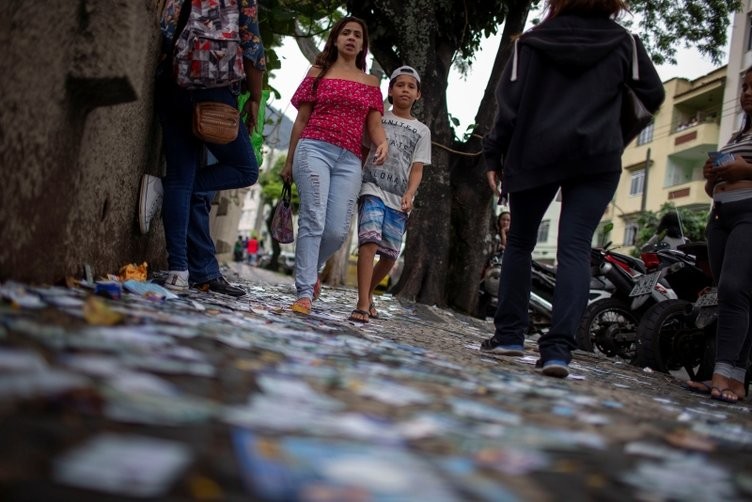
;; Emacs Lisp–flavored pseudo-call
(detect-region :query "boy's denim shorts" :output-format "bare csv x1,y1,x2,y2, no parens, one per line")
357,195,407,260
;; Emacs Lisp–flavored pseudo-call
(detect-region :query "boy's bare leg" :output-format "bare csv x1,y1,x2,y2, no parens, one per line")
367,257,395,318
354,243,379,321
370,257,395,296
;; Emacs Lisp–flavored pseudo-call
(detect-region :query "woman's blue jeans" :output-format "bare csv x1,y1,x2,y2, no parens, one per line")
156,82,258,273
293,139,362,299
493,172,620,363
707,198,752,371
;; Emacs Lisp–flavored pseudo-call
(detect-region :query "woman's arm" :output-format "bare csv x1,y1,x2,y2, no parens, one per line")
281,103,313,183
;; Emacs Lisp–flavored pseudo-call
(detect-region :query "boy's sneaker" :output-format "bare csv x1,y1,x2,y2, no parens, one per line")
139,174,163,234
479,337,525,356
538,359,569,378
163,270,189,291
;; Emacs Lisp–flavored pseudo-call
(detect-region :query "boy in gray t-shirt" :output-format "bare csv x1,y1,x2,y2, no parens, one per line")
349,66,431,323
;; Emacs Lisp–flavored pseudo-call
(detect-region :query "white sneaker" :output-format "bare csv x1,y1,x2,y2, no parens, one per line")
139,174,163,234
163,270,189,291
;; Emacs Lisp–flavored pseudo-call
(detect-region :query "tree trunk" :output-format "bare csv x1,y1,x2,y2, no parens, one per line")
446,0,532,314
348,0,531,307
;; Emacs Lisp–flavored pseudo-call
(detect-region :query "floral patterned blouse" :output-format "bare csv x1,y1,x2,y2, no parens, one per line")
159,0,266,71
291,76,384,159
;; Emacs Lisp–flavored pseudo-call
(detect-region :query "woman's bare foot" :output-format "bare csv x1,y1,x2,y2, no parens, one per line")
710,373,745,403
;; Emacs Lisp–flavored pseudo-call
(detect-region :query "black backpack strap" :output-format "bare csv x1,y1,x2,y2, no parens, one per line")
172,0,193,55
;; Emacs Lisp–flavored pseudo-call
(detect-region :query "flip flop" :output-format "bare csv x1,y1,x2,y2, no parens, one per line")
348,309,369,323
368,303,379,319
710,387,741,404
683,380,713,395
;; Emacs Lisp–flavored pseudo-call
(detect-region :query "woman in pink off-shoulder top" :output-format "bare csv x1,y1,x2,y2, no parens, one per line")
281,16,388,315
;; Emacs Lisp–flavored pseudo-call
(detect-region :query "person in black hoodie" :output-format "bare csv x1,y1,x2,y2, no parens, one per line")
480,0,664,377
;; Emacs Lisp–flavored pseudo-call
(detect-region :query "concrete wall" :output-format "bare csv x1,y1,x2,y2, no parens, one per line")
0,0,167,283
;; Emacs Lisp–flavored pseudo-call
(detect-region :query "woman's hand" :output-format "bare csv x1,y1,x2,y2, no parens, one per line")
372,142,388,165
280,163,293,184
712,155,752,183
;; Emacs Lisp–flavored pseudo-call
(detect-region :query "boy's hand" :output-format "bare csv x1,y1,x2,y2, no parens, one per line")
373,142,388,165
401,191,415,212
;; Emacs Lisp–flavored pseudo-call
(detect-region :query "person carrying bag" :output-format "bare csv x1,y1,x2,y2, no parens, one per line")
149,0,266,296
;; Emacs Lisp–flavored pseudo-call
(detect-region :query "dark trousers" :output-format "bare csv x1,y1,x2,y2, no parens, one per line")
156,81,258,274
707,198,752,370
494,172,620,363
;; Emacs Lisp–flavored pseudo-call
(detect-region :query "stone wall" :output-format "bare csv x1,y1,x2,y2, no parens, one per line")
0,0,167,283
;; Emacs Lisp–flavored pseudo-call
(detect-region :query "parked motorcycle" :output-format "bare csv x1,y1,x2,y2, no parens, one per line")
576,244,680,360
477,250,611,337
634,242,717,377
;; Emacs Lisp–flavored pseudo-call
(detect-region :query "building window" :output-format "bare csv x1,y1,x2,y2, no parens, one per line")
537,220,550,243
624,223,638,246
636,121,654,145
630,170,645,196
747,13,752,51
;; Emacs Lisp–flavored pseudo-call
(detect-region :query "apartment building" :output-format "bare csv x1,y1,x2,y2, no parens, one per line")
602,2,752,250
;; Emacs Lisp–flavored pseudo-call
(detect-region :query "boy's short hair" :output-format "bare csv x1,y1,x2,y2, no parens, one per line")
388,66,421,104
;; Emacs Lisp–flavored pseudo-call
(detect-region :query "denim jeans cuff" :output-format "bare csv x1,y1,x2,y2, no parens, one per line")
731,366,747,383
714,362,735,379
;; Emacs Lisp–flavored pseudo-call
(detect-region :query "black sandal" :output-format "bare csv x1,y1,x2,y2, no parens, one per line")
348,309,370,323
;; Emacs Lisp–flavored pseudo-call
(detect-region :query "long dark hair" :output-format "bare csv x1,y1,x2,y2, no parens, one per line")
543,0,628,20
312,16,369,92
734,65,752,140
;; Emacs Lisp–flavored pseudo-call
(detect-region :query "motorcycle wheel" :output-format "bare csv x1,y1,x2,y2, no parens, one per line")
635,299,707,373
577,298,640,359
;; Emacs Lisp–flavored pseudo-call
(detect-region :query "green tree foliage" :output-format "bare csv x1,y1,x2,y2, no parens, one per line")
627,0,742,64
257,1,343,94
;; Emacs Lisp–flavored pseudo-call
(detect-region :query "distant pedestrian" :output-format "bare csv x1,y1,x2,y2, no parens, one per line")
280,16,387,315
246,234,259,266
148,0,266,297
233,235,245,262
497,210,511,252
349,66,431,323
480,0,664,377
